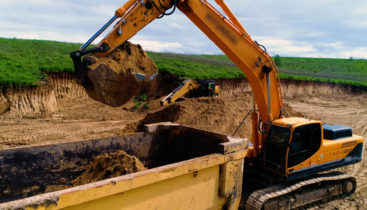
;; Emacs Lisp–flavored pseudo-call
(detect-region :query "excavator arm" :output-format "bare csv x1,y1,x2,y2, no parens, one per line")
71,0,282,124
160,79,199,106
160,79,219,105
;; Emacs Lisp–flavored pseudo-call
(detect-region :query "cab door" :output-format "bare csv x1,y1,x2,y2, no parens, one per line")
286,123,322,175
263,125,291,176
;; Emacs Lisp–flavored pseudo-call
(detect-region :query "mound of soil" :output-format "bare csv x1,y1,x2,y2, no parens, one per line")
281,103,303,118
123,94,253,137
72,150,146,186
122,92,301,138
83,42,158,107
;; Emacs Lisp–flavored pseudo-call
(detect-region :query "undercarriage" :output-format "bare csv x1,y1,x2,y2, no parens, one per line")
244,171,356,210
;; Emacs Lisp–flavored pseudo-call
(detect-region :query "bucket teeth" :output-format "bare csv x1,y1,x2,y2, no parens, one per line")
149,73,159,82
134,73,146,81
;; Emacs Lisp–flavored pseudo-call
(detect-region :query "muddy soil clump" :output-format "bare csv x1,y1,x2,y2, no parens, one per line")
72,150,146,186
82,42,158,107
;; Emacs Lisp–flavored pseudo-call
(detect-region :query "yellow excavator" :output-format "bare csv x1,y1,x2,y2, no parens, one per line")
160,79,220,106
70,0,364,208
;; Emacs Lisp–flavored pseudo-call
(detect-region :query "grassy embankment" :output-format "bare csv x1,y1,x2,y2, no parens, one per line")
1,37,366,87
0,38,79,87
148,53,367,87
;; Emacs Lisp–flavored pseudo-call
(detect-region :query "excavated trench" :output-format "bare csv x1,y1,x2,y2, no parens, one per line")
1,73,363,120
0,73,366,209
1,73,365,143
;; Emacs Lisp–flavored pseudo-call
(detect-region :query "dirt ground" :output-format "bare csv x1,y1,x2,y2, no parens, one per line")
0,76,366,209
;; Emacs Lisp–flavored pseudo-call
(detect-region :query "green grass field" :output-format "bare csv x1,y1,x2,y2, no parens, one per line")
1,37,366,87
149,53,367,86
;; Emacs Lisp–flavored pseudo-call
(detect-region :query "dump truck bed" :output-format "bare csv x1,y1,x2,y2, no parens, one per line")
0,123,248,210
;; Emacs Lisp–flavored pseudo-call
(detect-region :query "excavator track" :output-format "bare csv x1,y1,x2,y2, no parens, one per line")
246,172,356,210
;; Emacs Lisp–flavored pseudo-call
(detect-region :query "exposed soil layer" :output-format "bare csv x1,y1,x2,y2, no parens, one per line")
0,74,366,209
82,42,158,107
0,73,87,118
72,150,146,186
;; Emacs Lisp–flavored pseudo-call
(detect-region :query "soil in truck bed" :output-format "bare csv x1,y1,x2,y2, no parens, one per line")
72,150,146,186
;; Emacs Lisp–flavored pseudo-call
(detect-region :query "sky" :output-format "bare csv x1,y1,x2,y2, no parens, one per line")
1,0,367,58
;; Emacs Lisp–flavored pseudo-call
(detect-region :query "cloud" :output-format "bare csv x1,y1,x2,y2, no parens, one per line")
255,38,316,56
339,48,367,59
0,0,366,58
130,38,183,53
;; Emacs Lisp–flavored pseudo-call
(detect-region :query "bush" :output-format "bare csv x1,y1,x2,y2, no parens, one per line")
274,54,281,67
134,94,147,103
142,103,149,110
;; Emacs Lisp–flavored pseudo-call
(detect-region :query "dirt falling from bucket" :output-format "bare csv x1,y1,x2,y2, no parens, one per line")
83,41,158,107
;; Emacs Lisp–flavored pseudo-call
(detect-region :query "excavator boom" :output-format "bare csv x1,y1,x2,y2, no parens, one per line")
71,0,282,124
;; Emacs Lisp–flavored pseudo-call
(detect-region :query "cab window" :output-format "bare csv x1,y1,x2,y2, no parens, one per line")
264,126,291,173
288,124,321,168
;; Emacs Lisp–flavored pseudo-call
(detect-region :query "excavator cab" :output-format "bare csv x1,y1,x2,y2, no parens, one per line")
264,121,326,178
263,121,323,178
262,117,363,182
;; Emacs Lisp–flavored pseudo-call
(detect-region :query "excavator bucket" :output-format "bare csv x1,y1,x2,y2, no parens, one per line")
81,61,145,107
71,42,158,107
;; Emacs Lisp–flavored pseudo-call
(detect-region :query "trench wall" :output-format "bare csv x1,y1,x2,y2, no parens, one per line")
0,73,87,116
1,73,365,116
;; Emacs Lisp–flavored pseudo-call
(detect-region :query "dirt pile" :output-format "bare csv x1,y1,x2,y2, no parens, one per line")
281,103,303,118
82,42,158,107
124,94,254,138
122,91,301,138
72,150,146,186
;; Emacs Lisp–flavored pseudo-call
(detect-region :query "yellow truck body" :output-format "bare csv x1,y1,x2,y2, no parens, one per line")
0,123,248,210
